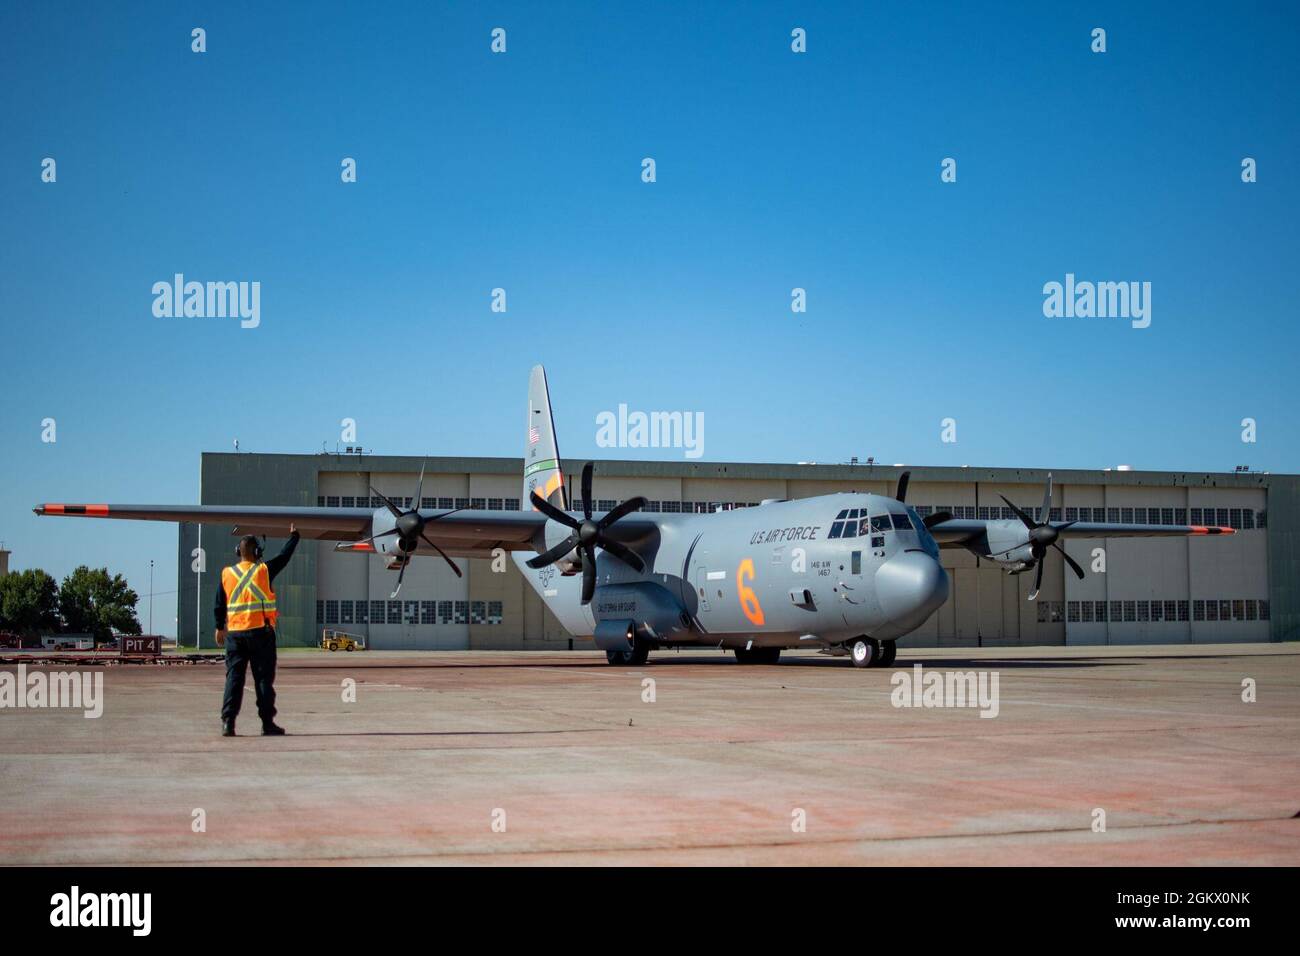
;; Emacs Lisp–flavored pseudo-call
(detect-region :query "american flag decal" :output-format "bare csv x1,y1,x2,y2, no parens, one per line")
528,427,540,445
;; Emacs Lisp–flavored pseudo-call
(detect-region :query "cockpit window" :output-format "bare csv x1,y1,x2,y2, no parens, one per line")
870,514,891,533
891,513,912,531
832,509,873,538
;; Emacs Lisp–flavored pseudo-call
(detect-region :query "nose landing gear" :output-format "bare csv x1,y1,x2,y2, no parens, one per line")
848,637,897,668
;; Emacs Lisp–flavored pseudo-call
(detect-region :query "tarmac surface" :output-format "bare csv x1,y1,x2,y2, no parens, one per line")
2,643,1298,865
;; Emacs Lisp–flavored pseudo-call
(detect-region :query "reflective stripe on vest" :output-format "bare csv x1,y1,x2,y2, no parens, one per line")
222,561,278,631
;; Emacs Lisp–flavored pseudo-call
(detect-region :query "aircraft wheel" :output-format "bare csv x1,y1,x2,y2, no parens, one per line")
758,647,781,665
734,647,755,665
877,641,897,667
849,637,878,668
607,638,651,666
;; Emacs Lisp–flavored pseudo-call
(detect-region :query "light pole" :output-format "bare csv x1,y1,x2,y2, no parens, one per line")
148,559,154,634
196,525,202,651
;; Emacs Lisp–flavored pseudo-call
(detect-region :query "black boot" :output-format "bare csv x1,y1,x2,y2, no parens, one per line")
261,721,285,736
221,719,236,737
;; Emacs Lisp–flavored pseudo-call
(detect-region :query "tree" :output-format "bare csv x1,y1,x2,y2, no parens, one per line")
58,566,141,645
0,569,61,636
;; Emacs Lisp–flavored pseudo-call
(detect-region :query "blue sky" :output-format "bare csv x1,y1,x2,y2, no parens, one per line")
2,1,1297,634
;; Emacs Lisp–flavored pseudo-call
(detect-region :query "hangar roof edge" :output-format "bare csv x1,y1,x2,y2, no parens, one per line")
198,452,1292,489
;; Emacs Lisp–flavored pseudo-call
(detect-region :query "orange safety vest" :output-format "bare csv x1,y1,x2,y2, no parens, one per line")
221,561,278,631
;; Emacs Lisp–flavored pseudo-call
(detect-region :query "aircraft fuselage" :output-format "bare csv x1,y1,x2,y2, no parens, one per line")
514,492,949,651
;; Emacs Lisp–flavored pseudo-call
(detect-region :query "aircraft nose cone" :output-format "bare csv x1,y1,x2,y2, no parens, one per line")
876,551,949,629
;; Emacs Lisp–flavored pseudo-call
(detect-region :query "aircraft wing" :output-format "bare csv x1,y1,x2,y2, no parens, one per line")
34,503,374,540
33,502,552,554
928,517,1235,548
1053,521,1235,538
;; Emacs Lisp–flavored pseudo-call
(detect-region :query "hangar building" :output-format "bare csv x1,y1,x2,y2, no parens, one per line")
175,453,1299,649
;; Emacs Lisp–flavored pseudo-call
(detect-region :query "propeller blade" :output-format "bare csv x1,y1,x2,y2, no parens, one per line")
411,461,427,512
420,532,462,578
895,470,910,503
581,462,594,520
390,557,408,599
923,510,953,528
525,532,581,569
1039,473,1053,525
580,548,596,604
370,486,404,519
530,490,580,529
599,537,646,573
999,494,1037,531
1028,559,1045,601
597,496,647,529
1053,542,1085,580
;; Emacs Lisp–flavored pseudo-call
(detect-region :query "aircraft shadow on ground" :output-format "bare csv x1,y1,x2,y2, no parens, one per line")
284,655,1167,672
279,728,612,737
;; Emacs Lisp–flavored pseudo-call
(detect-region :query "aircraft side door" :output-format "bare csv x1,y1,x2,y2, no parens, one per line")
691,553,712,615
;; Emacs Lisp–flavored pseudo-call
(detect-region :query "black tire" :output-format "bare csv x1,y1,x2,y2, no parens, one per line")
849,637,878,668
607,638,651,666
877,640,897,666
734,647,755,665
758,647,781,665
345,644,354,652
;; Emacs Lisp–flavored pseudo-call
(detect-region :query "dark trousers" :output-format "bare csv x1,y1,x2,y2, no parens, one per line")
222,626,277,723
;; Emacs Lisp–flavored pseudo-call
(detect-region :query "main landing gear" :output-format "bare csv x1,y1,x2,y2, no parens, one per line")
848,637,897,668
606,637,651,666
734,646,781,665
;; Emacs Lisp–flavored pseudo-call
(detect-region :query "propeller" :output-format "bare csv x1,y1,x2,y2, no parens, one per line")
897,470,956,529
351,462,464,597
525,462,647,605
922,510,953,529
895,470,910,503
999,473,1084,601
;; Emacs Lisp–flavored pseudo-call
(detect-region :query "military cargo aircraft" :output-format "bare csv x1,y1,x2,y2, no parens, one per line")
35,366,1234,667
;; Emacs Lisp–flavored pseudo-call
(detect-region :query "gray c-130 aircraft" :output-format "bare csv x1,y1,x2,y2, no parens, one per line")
35,365,1235,668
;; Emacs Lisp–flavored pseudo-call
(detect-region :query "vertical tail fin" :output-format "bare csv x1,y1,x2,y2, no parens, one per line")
523,365,567,510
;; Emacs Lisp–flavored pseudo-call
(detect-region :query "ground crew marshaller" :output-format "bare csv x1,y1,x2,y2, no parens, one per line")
215,525,299,736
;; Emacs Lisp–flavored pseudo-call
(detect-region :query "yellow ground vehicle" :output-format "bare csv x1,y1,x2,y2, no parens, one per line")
321,629,366,652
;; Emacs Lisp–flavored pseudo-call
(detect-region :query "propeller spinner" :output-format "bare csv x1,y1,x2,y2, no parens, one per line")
525,462,647,604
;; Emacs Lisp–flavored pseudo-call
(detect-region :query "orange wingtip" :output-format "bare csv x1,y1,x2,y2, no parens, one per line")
1190,526,1235,535
337,541,376,552
39,504,109,516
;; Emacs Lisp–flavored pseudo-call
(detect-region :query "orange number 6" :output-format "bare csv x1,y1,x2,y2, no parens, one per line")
737,558,765,626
